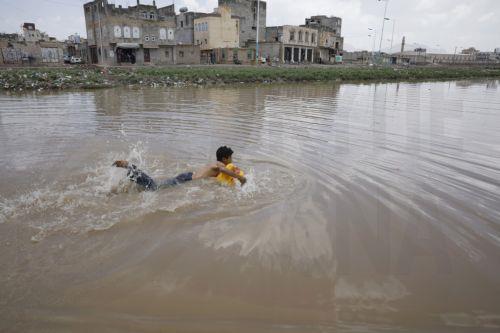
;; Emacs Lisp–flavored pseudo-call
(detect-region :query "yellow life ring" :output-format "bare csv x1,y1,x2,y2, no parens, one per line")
216,163,244,186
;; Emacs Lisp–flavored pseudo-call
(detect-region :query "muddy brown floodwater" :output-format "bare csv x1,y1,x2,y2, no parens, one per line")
1,80,500,332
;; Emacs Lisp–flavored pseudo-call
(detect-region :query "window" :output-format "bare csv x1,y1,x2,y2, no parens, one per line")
145,35,149,41
151,36,156,41
165,50,169,57
159,28,166,40
290,31,295,41
196,40,199,45
142,11,147,18
179,51,184,57
181,21,184,28
205,38,207,44
247,50,253,60
298,31,303,42
311,33,316,43
305,32,309,42
149,12,155,19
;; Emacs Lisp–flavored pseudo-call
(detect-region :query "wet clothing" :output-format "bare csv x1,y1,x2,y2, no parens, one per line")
126,164,193,191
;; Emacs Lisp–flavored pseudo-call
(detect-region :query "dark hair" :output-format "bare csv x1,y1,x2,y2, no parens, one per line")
216,146,233,162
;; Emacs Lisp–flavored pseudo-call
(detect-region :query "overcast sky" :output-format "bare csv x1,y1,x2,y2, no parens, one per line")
0,0,498,53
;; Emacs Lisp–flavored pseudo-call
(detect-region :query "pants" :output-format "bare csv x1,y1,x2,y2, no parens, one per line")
126,164,193,191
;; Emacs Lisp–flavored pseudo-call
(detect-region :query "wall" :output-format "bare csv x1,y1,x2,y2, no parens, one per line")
194,7,239,50
282,25,318,48
218,0,266,47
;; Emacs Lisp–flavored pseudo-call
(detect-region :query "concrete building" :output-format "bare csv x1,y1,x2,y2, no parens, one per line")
303,15,343,63
1,32,65,66
252,25,317,63
389,51,477,65
175,7,205,45
20,23,49,42
65,34,88,62
218,0,266,47
461,47,478,55
194,6,240,63
83,0,199,65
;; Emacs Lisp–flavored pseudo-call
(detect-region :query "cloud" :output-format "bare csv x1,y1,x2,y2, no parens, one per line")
478,12,495,23
0,0,499,52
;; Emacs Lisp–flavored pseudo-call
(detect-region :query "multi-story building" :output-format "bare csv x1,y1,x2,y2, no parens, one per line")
303,15,343,63
194,6,240,63
83,0,199,65
250,25,318,63
218,0,266,47
1,28,64,65
20,23,49,42
175,7,205,45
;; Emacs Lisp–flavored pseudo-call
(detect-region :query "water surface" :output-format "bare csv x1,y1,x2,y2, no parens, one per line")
1,80,500,332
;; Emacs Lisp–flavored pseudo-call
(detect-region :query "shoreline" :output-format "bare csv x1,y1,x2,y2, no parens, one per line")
1,65,500,91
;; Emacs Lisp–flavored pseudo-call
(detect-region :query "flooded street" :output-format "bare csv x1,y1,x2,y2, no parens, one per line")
1,80,500,332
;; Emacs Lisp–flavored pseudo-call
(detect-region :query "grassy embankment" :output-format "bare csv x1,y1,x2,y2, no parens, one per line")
1,66,500,91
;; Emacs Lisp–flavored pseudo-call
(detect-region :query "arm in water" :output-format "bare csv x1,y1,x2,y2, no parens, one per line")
217,163,247,185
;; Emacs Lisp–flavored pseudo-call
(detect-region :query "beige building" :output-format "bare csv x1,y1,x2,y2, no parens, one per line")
255,25,318,63
193,6,239,51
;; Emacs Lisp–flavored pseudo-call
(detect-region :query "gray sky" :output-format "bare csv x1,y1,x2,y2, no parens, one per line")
0,0,498,53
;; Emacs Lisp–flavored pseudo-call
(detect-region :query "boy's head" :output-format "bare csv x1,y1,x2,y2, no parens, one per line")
216,146,233,165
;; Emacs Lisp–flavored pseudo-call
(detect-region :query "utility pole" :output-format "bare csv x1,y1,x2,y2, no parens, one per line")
378,0,389,54
96,0,104,65
256,0,260,64
390,19,395,51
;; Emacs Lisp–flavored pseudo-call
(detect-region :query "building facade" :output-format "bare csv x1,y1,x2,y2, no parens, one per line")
194,6,240,63
83,0,199,65
20,23,49,42
1,28,64,66
253,25,317,63
218,0,266,47
175,7,205,45
303,15,343,63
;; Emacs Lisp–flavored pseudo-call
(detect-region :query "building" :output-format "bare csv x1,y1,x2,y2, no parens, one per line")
194,6,240,63
303,15,343,63
389,51,476,65
250,25,318,63
495,48,500,54
20,23,49,42
1,26,65,66
65,34,88,62
461,47,478,55
83,0,200,65
175,7,205,45
218,0,266,47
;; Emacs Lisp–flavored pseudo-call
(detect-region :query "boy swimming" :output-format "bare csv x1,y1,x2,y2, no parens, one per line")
113,146,246,191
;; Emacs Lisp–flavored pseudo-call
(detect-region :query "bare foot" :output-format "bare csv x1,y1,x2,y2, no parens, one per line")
112,160,129,168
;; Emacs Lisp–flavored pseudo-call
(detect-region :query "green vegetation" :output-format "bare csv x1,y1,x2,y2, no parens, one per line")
1,66,500,91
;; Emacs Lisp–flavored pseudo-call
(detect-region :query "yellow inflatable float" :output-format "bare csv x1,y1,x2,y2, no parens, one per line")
216,163,244,186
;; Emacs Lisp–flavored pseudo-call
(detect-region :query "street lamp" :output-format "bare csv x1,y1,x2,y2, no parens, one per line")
390,19,396,52
368,28,377,53
256,0,260,64
377,0,389,54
